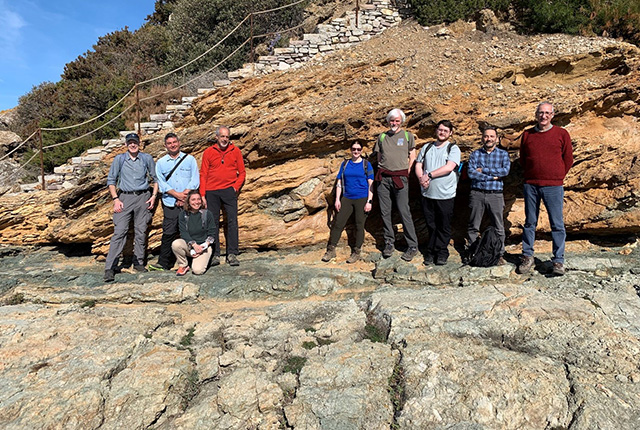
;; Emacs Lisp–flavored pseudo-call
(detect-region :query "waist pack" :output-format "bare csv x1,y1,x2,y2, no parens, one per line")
464,226,502,267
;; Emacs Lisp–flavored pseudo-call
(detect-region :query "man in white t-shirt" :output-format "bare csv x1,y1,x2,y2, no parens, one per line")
414,120,461,265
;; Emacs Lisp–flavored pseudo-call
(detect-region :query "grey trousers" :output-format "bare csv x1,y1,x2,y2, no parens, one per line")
104,191,152,270
467,189,505,254
377,176,418,248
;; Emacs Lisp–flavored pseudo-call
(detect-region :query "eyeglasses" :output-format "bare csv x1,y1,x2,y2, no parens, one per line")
351,148,362,152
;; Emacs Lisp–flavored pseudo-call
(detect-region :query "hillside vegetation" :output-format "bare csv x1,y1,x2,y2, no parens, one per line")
10,0,640,173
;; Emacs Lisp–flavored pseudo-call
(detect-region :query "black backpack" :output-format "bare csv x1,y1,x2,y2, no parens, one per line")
465,226,502,267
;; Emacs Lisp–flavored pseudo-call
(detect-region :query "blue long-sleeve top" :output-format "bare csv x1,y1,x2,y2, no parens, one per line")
155,152,200,207
467,146,510,192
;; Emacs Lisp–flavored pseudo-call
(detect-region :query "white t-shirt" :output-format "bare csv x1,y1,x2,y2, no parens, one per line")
416,141,461,199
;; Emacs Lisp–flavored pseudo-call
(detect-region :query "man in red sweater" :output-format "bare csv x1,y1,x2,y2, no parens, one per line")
200,126,246,266
517,101,573,276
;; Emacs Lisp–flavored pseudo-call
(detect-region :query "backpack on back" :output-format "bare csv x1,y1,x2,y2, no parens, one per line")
419,141,465,182
465,226,502,267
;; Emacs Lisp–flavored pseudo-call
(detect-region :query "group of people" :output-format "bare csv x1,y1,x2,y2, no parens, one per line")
324,102,573,276
102,100,573,282
103,127,245,282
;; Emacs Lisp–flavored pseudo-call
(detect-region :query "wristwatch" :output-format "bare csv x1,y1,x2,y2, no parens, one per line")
427,172,433,179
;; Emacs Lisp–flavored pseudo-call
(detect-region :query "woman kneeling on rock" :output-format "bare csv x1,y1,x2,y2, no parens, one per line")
172,190,215,276
322,143,374,263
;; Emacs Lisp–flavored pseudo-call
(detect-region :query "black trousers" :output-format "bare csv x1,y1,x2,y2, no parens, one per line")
421,196,455,260
205,187,239,257
328,197,367,249
157,203,180,269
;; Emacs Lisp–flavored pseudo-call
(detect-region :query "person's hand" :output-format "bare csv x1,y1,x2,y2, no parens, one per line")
192,244,204,256
201,196,207,209
476,167,483,173
420,175,430,188
364,202,372,213
334,200,341,212
146,194,157,210
113,198,124,213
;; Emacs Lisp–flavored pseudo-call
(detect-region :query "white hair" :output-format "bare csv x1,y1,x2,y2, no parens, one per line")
536,101,554,113
386,108,406,124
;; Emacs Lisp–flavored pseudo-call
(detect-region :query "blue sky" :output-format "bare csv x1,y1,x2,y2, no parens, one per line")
0,0,154,111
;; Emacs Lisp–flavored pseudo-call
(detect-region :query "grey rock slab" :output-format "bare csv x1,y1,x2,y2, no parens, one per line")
285,340,398,429
13,281,199,304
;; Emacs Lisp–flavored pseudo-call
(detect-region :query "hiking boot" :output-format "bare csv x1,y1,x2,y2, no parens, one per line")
517,256,534,274
401,247,418,262
210,256,220,267
321,245,337,262
104,269,115,282
176,266,190,276
148,263,167,272
435,256,448,266
550,262,565,276
226,254,239,266
134,265,148,273
423,254,434,266
497,256,507,266
346,248,361,264
382,243,395,258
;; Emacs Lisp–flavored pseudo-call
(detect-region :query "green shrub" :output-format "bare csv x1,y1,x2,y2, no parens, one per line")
412,0,511,25
517,0,591,34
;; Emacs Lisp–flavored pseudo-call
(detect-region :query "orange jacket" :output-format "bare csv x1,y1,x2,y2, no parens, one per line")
199,143,246,194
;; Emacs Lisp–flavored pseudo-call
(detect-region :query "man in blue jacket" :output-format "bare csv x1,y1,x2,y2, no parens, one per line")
148,132,199,271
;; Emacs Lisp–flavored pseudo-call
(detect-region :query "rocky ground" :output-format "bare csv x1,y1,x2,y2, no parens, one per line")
1,239,640,429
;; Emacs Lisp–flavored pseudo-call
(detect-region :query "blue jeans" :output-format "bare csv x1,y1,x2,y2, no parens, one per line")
522,184,566,263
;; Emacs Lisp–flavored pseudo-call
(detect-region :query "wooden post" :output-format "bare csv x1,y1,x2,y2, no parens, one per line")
135,84,142,138
356,0,360,28
38,128,45,191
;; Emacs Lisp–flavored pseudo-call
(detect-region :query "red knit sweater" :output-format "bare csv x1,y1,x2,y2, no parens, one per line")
199,143,246,194
520,125,573,186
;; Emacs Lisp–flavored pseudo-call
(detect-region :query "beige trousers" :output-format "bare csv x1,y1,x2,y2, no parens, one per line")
171,239,212,275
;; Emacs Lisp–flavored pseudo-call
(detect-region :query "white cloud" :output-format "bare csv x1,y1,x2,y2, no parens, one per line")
0,1,27,63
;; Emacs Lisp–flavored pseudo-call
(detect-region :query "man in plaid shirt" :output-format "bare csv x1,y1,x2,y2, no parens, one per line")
467,126,511,263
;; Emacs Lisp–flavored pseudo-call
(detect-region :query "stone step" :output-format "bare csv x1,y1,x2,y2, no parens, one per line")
150,113,170,122
213,80,231,87
197,88,215,95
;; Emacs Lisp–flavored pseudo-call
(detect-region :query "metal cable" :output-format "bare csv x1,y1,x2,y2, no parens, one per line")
252,0,308,16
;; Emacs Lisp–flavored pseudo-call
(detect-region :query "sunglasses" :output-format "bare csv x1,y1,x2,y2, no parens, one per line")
351,147,362,152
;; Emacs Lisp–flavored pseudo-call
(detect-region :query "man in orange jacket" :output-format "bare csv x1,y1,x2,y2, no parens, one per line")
200,126,246,266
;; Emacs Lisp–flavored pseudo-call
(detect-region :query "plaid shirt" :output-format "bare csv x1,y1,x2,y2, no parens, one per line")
467,146,510,191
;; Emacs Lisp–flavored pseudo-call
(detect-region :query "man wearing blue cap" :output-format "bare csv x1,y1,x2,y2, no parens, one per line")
104,133,158,282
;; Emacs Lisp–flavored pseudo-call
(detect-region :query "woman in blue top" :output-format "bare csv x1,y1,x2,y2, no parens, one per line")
322,143,374,263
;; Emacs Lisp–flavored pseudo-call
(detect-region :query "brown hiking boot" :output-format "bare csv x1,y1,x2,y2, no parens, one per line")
497,256,507,266
321,245,336,262
346,248,361,264
550,262,565,276
517,255,534,274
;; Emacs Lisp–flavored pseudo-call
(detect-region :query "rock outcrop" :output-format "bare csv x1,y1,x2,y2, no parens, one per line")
1,243,639,429
0,21,639,255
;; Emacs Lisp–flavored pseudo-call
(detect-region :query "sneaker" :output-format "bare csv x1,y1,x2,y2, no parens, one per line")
423,254,434,266
517,256,534,274
382,243,395,258
226,254,240,266
551,262,565,276
148,263,167,271
210,256,220,267
497,257,507,266
346,248,361,264
435,256,447,266
176,266,190,276
104,269,115,282
322,245,337,262
133,265,148,273
401,247,418,262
